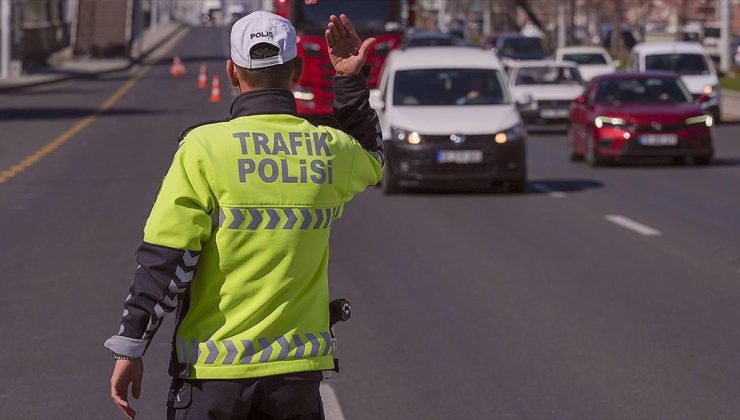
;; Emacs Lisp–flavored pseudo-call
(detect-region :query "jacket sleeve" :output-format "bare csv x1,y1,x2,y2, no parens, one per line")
104,139,215,357
333,74,384,204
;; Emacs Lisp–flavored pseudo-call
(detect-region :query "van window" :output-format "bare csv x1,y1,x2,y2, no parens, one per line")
644,53,711,75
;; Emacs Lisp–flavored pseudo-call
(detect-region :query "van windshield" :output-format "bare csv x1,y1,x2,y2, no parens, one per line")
645,53,711,75
393,69,509,106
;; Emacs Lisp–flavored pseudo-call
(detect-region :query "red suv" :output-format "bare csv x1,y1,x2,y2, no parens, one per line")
568,72,714,166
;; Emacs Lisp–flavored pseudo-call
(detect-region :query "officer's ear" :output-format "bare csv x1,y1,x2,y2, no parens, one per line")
292,56,304,85
226,60,241,88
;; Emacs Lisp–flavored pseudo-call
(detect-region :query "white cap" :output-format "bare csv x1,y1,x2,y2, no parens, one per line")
230,11,298,69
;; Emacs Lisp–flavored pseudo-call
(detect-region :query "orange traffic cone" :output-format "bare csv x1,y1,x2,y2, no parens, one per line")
210,75,221,103
170,56,186,77
197,64,208,89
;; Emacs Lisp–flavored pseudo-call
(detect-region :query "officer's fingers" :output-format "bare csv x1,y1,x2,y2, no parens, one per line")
331,14,349,38
325,29,334,47
327,22,341,45
132,378,142,399
358,37,377,59
111,383,135,419
339,14,359,40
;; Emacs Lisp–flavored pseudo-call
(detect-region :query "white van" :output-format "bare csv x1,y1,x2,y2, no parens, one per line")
370,47,526,193
630,42,721,121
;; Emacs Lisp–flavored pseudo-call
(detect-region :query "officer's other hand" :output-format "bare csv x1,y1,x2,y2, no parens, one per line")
325,14,376,77
110,358,144,419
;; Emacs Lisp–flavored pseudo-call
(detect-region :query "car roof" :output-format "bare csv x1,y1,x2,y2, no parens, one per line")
632,42,709,55
556,46,608,55
594,71,679,80
407,31,452,39
388,47,504,70
506,59,577,68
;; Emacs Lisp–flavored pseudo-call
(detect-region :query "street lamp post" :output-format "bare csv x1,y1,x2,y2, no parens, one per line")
1,0,10,78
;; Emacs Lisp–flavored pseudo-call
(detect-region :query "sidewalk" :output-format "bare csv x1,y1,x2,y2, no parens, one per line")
721,89,740,122
0,22,187,93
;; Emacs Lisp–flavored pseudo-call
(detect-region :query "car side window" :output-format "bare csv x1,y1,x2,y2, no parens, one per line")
586,81,598,102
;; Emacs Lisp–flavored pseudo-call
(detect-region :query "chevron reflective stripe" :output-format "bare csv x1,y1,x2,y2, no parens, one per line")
218,207,342,231
179,333,332,366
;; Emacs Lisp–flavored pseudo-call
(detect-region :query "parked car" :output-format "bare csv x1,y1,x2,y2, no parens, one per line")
630,42,721,122
507,60,585,128
555,46,616,81
568,72,714,166
370,47,527,193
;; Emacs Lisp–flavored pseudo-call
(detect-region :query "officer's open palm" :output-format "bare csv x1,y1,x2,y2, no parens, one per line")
325,14,376,77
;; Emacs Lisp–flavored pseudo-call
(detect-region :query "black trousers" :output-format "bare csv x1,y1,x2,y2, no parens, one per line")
166,371,325,420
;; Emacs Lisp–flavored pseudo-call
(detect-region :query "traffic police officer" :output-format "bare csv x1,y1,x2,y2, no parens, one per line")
105,11,382,419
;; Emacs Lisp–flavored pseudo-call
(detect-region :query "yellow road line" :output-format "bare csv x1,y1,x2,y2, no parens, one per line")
0,26,190,185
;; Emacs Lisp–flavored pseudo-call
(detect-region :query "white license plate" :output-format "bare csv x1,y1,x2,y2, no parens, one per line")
639,134,678,146
436,150,483,164
540,109,570,118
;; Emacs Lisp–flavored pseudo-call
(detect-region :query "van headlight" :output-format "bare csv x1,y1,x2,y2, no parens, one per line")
685,114,713,127
391,127,422,144
494,123,525,144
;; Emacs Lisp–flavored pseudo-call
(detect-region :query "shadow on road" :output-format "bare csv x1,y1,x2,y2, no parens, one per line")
384,178,603,196
0,107,165,120
528,178,604,193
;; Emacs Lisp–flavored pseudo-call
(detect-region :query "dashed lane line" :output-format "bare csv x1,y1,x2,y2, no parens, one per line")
605,214,662,236
320,383,346,420
0,28,190,185
530,182,567,198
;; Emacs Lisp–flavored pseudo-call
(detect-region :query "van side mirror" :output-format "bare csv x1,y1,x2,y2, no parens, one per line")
369,89,385,112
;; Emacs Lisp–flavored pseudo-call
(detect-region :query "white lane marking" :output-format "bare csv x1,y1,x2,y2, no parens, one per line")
320,383,346,420
605,214,662,236
530,183,567,198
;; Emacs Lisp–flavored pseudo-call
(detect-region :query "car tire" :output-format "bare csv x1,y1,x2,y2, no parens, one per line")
585,131,603,167
507,177,527,193
567,128,583,162
710,107,721,125
694,155,712,166
382,164,401,194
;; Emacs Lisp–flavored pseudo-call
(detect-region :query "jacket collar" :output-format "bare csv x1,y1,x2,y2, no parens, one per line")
229,88,298,119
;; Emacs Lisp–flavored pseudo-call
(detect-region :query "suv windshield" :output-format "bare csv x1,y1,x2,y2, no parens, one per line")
295,0,399,34
562,53,608,65
644,53,711,75
595,77,693,104
499,37,547,60
393,69,509,106
514,66,582,85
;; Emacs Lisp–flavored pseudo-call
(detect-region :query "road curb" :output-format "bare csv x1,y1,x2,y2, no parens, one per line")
0,23,188,94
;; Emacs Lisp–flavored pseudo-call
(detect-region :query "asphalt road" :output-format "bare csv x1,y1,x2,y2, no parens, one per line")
2,26,740,420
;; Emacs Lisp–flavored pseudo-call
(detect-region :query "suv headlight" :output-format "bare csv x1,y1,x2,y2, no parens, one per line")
594,116,627,128
494,123,526,144
391,127,422,144
685,114,713,127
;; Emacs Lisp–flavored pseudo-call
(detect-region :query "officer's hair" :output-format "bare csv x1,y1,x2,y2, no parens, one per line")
236,43,296,88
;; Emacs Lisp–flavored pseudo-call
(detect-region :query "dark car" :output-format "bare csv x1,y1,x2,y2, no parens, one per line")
403,30,471,48
568,72,714,166
493,35,548,61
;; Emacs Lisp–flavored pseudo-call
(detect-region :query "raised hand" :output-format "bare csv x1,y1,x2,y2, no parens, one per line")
325,14,376,77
